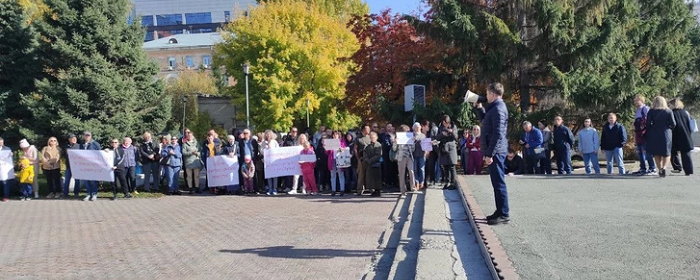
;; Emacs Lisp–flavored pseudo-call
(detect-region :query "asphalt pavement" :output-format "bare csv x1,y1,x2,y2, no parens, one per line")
464,153,700,280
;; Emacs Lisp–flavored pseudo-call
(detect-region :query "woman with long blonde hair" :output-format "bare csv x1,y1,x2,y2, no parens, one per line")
645,96,676,177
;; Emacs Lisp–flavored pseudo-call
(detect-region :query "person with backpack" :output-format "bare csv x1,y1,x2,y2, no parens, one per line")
633,95,657,175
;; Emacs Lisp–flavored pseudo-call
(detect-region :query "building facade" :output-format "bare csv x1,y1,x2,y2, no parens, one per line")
142,33,227,82
129,0,256,41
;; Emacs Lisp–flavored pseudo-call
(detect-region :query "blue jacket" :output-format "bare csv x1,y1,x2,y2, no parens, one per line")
160,145,182,167
601,123,627,151
478,98,509,157
553,124,575,150
118,145,138,167
577,127,600,154
80,140,101,151
521,128,543,155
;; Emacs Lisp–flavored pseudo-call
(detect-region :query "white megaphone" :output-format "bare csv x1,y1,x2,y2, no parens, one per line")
463,90,481,104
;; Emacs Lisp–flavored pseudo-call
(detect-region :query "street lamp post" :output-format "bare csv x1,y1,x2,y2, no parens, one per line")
182,96,187,137
306,98,310,129
243,63,250,128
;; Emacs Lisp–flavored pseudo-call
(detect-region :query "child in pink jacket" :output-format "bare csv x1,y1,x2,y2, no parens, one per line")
242,155,255,195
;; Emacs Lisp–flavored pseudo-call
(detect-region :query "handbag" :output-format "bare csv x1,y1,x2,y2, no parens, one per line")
688,112,698,132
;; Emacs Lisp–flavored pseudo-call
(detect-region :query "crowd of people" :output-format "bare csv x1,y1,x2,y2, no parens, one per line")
0,85,695,226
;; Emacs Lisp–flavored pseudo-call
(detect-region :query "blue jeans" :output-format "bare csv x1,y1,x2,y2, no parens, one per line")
267,177,279,193
21,183,33,198
556,148,572,174
165,166,181,192
605,148,625,174
330,168,345,192
489,154,509,217
582,153,600,174
636,144,656,172
344,167,356,191
2,180,13,198
82,180,98,196
435,159,442,182
461,150,468,173
413,156,425,185
63,169,73,197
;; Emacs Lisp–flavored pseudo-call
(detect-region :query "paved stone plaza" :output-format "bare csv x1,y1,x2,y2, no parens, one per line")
466,153,700,280
0,195,399,279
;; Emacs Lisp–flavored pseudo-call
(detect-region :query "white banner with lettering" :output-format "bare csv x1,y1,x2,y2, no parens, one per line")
67,150,114,181
0,150,15,181
206,155,240,188
264,146,303,178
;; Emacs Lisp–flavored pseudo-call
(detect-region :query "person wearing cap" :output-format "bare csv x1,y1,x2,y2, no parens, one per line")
0,137,13,202
139,131,160,193
80,131,101,201
62,134,80,198
19,139,40,199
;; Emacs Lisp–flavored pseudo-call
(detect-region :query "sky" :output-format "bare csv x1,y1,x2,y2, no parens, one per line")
364,0,425,16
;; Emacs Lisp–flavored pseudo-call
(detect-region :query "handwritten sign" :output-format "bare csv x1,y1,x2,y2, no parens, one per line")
67,150,114,181
396,132,414,145
421,138,433,152
264,146,303,178
323,138,341,151
0,150,15,181
206,156,240,188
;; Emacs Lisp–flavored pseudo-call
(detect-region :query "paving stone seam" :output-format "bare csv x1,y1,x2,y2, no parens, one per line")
456,175,520,280
362,194,411,279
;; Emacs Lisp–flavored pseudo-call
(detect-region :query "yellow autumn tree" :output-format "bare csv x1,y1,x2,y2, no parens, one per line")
215,0,361,131
1,0,50,24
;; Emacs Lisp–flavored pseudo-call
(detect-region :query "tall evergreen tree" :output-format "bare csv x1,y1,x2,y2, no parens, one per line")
24,0,170,144
0,0,41,145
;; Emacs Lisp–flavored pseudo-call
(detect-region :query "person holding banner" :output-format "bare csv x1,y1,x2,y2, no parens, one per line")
80,132,102,201
161,136,183,195
221,135,240,194
19,139,40,199
62,134,79,198
202,133,222,194
299,134,318,195
325,130,347,196
283,128,303,194
261,130,280,195
41,137,62,199
411,123,428,191
0,137,13,202
393,125,415,196
110,139,132,200
182,133,203,194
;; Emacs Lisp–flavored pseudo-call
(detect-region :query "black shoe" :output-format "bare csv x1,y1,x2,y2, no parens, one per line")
124,193,133,199
442,184,449,190
370,191,381,197
485,212,499,221
660,169,666,178
110,195,117,201
487,215,510,225
339,193,345,197
444,185,457,190
671,170,682,174
331,192,336,197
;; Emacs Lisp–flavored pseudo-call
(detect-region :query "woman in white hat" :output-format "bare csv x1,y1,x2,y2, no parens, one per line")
19,139,40,198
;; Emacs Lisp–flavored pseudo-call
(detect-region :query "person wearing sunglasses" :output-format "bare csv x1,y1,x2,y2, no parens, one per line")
41,137,62,199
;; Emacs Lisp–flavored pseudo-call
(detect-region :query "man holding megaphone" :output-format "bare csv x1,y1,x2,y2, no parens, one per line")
469,83,511,225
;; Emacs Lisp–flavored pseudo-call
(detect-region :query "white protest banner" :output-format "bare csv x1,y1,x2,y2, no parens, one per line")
264,146,303,178
421,138,433,152
299,154,317,163
0,150,15,181
396,132,414,145
206,155,240,188
67,150,114,181
323,138,341,151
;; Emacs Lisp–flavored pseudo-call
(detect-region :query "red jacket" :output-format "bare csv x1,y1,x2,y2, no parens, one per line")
466,135,481,151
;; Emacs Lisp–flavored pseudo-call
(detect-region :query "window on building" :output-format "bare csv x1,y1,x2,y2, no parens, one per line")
185,56,194,68
202,55,211,67
156,14,182,26
168,57,176,68
141,15,154,27
144,32,154,41
224,11,231,22
170,29,183,35
185,12,212,24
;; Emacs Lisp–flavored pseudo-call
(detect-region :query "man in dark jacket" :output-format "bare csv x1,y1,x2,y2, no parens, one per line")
238,129,260,191
80,131,102,201
118,137,138,193
519,121,543,174
476,82,510,225
633,95,656,175
600,113,627,175
62,134,80,198
552,116,575,174
505,149,524,175
139,131,160,193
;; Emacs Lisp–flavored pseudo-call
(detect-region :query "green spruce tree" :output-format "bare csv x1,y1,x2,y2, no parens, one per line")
0,0,42,145
24,0,170,144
